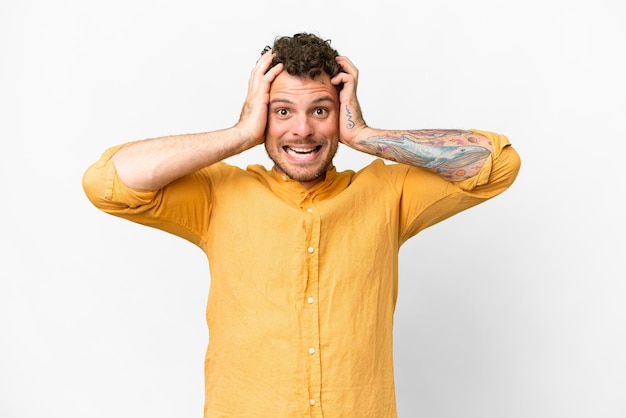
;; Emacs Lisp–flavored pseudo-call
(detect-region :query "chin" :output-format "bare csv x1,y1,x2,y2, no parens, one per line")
282,163,329,182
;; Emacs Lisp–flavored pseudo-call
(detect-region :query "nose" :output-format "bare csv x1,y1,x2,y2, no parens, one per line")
291,114,313,138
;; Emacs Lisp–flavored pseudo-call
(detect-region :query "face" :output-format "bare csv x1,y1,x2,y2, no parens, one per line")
265,71,340,189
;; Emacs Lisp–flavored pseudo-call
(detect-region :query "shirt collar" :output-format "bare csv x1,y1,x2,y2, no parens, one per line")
268,165,338,194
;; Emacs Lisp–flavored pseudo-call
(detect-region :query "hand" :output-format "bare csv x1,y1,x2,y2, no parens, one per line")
235,50,284,147
331,56,368,146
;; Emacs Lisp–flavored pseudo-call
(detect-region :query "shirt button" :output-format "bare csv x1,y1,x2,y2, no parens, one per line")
307,247,315,253
308,347,315,354
306,208,313,213
282,175,287,181
307,297,314,304
310,399,316,406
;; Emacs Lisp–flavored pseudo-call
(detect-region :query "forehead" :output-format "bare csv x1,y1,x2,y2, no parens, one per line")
269,72,338,105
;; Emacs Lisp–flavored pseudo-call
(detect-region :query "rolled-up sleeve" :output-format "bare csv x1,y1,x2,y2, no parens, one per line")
82,145,213,247
396,129,521,242
82,145,160,211
456,129,521,196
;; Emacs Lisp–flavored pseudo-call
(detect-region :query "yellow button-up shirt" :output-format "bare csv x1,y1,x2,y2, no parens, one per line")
83,130,520,417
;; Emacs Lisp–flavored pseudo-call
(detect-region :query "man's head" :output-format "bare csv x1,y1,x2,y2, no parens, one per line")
269,33,343,89
264,33,343,189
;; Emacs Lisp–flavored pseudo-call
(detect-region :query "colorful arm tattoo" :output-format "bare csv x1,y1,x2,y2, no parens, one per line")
358,130,491,180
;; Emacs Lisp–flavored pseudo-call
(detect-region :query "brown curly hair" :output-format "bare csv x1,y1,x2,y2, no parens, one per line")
269,33,343,81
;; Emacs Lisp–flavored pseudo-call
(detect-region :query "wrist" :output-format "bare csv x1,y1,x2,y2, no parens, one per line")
343,125,373,147
229,125,264,151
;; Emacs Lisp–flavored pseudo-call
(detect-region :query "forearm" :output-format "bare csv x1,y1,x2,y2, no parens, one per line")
346,128,494,181
111,127,254,190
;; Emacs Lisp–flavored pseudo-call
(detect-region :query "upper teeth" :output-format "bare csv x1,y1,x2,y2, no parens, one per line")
288,146,316,154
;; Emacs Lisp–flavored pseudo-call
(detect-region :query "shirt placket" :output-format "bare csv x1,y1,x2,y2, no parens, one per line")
300,193,323,416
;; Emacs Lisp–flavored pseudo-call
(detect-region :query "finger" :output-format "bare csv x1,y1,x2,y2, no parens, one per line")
331,71,350,86
333,56,359,88
251,62,283,95
263,61,283,82
253,49,275,75
336,56,358,76
249,51,276,92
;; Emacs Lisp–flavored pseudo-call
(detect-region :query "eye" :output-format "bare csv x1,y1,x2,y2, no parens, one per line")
313,107,328,117
276,108,290,117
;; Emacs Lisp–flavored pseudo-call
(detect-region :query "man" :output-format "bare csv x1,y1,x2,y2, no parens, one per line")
83,33,520,417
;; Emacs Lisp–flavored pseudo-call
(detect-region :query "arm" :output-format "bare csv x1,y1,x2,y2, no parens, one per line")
347,128,493,181
331,56,494,182
110,52,284,191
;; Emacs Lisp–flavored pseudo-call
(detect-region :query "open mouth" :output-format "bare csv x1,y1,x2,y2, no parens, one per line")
283,145,322,156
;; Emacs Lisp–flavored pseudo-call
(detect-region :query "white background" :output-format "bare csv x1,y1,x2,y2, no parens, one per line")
1,0,625,417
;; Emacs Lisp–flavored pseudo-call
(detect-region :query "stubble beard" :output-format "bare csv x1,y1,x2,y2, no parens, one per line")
265,142,338,184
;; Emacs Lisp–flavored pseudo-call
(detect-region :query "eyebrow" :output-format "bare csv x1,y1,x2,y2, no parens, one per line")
269,96,336,107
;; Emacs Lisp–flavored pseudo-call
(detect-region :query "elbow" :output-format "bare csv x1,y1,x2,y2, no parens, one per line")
500,145,522,189
486,145,522,195
82,162,110,208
